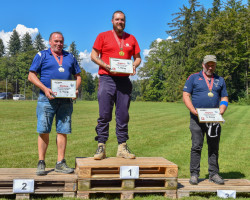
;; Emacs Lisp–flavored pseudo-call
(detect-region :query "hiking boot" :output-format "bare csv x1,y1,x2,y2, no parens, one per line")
36,160,46,176
189,175,198,185
209,174,224,185
94,143,106,160
55,159,74,174
116,143,136,159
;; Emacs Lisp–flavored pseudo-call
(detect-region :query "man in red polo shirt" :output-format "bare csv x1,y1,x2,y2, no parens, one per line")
91,10,141,160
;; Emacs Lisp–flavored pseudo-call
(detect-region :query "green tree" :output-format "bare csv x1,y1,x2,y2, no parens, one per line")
34,32,46,51
0,39,4,57
189,0,249,101
14,50,37,95
21,32,34,52
131,80,141,101
8,29,21,56
68,41,81,64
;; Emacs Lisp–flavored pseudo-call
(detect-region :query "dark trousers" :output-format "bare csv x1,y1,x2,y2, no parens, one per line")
95,75,132,144
189,117,221,177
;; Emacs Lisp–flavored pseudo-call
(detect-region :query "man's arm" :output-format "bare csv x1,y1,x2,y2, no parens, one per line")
219,96,228,115
28,71,55,100
183,91,198,116
132,53,141,75
91,48,110,71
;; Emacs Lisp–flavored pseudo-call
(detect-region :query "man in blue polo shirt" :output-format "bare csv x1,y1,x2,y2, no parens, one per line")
183,55,228,185
28,32,81,176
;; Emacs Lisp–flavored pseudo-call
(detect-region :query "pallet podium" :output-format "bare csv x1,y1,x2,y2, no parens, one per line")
75,157,178,199
1,158,250,199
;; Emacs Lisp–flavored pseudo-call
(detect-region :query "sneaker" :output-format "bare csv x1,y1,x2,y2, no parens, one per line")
189,175,198,185
55,159,74,174
116,143,136,159
94,143,106,160
209,174,224,185
36,160,46,176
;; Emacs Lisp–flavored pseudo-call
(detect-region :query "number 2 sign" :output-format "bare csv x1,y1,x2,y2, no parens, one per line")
120,166,139,179
13,179,34,193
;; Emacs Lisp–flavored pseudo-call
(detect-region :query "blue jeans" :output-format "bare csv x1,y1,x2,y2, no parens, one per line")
189,117,221,177
36,94,73,134
95,75,132,144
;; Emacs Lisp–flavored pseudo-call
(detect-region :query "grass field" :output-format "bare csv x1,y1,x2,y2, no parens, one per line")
0,100,249,199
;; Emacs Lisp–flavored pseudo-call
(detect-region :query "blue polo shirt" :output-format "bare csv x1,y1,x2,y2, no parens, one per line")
29,49,81,94
183,70,228,110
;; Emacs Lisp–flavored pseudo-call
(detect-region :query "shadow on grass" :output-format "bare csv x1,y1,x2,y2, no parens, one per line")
205,171,245,179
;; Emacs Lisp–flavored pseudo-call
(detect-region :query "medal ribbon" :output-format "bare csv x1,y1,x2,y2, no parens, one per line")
202,71,214,92
51,48,63,66
112,30,125,50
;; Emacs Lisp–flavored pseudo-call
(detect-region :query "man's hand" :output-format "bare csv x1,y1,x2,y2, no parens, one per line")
183,91,198,116
44,88,55,100
191,109,198,116
72,89,79,100
131,65,136,76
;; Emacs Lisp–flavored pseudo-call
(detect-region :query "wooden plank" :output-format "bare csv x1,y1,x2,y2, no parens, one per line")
76,157,177,168
77,177,177,191
0,168,77,182
16,193,30,200
76,157,178,178
178,178,250,192
77,190,177,200
121,191,133,200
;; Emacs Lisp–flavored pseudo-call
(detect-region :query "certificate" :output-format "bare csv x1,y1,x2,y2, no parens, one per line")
109,58,133,74
51,79,76,98
197,108,225,123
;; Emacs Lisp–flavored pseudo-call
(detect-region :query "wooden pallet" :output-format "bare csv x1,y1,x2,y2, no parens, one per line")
0,168,77,199
76,157,178,199
77,189,177,199
75,157,178,178
78,177,178,191
178,178,250,198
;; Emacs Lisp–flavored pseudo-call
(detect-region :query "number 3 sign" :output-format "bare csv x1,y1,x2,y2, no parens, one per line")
13,179,34,193
120,166,139,179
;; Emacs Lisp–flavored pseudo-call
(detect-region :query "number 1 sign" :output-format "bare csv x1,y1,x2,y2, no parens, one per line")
13,179,34,193
120,166,139,179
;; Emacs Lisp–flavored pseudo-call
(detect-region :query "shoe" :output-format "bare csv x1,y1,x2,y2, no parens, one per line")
189,175,198,185
55,159,74,174
36,160,46,176
94,143,106,160
209,174,224,185
116,143,136,159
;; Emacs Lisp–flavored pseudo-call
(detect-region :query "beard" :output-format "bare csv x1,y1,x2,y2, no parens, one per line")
203,68,214,76
113,24,125,33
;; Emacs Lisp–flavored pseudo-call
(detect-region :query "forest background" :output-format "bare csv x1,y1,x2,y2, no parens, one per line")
0,0,249,103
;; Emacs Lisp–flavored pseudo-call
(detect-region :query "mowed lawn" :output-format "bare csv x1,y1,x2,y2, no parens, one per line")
0,100,249,181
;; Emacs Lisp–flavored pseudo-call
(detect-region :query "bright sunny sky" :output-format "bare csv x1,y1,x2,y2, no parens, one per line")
0,0,247,78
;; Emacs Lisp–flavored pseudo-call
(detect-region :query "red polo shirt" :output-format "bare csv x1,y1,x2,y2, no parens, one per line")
93,30,140,76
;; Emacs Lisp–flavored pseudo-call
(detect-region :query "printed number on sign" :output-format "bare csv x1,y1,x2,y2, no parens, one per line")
13,179,34,193
120,166,139,179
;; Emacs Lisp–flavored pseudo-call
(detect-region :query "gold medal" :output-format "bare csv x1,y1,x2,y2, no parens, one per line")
208,92,214,97
119,51,125,56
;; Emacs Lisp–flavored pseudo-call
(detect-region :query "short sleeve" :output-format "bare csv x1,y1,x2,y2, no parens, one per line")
71,54,81,75
220,78,228,97
29,52,44,73
183,74,195,94
93,33,104,52
133,36,140,55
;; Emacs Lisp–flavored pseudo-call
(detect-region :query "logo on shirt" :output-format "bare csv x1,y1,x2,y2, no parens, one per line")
184,86,187,89
125,43,130,47
214,79,219,87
